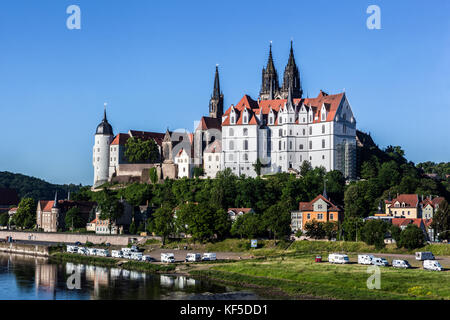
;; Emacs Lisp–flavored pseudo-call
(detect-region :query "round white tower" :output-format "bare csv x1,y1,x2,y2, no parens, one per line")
93,105,114,187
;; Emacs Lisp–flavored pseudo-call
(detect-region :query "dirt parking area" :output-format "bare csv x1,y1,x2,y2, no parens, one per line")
140,248,251,262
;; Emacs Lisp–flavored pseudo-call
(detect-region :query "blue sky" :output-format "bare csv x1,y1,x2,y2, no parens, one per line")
0,0,449,185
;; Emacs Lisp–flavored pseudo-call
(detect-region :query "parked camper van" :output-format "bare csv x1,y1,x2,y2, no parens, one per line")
161,253,175,263
415,252,435,261
392,259,411,269
96,249,110,257
202,253,217,261
358,254,374,265
66,245,78,253
111,250,123,258
372,257,389,266
423,260,443,271
123,251,132,259
122,248,132,254
328,253,349,264
77,247,88,255
87,248,97,256
131,252,143,261
185,253,202,262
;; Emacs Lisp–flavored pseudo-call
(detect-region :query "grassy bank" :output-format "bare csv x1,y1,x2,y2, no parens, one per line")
50,252,176,273
190,255,450,300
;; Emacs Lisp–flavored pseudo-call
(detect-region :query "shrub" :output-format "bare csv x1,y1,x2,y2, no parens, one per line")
398,224,425,249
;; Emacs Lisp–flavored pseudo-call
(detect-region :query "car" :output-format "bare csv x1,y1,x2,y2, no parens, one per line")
392,259,411,269
372,257,389,267
202,253,217,261
185,253,202,262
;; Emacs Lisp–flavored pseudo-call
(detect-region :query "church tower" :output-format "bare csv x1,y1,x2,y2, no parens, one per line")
93,105,114,188
280,41,302,99
260,43,280,100
209,65,224,119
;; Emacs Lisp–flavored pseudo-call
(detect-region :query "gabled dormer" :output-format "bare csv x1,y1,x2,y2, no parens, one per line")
242,108,249,125
320,103,327,122
268,107,275,125
230,105,236,125
308,106,314,123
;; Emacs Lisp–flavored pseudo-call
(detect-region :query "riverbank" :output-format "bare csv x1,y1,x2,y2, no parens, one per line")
0,242,50,256
188,254,450,300
50,252,176,273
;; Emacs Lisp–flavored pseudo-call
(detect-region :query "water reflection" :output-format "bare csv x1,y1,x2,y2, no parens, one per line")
0,252,255,300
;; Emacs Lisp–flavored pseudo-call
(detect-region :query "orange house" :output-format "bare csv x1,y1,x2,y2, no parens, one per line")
291,195,343,232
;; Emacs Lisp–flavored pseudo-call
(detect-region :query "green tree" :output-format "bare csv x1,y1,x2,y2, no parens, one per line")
398,224,425,249
341,216,364,241
231,212,263,239
149,167,158,184
129,220,137,235
324,221,338,240
299,160,312,177
0,213,9,227
124,137,159,163
262,202,291,240
389,224,402,243
252,158,263,177
430,199,449,241
65,207,84,230
96,188,124,234
304,220,326,239
361,220,388,249
13,198,36,230
152,204,175,244
193,167,204,178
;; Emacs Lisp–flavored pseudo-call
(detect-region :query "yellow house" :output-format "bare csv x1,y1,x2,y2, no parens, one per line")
385,194,419,218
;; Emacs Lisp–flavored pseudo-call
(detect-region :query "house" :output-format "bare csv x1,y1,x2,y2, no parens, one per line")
87,199,133,234
36,192,96,232
203,140,222,178
175,148,193,178
291,193,343,233
392,218,432,241
227,208,254,222
421,196,445,219
385,194,420,218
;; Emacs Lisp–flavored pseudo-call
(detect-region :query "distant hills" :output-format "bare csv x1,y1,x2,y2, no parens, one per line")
0,171,83,201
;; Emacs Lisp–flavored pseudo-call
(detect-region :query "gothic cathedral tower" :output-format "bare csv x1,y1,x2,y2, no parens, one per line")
209,65,224,119
260,43,280,100
280,41,302,99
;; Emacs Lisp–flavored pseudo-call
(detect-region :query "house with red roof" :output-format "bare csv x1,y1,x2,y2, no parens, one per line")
227,208,255,222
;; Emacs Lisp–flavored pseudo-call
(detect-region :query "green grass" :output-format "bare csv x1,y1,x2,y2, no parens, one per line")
191,255,450,300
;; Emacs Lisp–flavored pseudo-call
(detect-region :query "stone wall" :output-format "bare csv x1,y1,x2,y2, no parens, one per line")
0,242,50,256
0,231,158,246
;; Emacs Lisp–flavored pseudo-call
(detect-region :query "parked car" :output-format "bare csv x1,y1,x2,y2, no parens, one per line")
315,255,322,263
66,245,78,253
130,245,139,252
131,252,143,261
161,253,175,263
372,257,389,266
358,254,374,265
415,252,435,261
328,253,349,264
111,250,123,258
392,259,411,269
423,260,443,271
202,253,217,261
123,251,132,259
185,253,202,262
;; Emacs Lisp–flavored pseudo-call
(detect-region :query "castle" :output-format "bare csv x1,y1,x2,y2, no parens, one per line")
93,42,357,187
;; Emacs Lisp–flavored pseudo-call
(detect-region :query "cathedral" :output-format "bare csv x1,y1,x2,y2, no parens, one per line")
92,42,357,186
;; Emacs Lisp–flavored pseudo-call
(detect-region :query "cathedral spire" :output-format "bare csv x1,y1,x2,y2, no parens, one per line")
281,41,302,99
209,65,224,119
260,42,280,100
213,65,221,99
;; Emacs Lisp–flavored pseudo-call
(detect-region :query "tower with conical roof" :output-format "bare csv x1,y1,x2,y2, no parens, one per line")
260,42,280,100
280,41,302,99
93,104,114,188
209,65,224,119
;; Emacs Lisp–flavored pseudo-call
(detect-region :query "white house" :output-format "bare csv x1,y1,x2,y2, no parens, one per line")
227,208,255,222
203,140,222,178
175,148,193,178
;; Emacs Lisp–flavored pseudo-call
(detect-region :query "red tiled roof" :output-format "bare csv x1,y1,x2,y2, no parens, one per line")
110,133,131,146
222,91,345,127
392,218,425,229
386,194,419,208
299,194,342,212
196,116,222,131
228,208,253,214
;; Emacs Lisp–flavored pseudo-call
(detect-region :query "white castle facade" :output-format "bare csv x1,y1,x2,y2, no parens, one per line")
92,42,357,187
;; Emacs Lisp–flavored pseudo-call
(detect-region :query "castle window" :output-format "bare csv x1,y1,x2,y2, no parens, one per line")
309,127,312,135
300,144,303,150
303,117,306,123
229,141,234,150
243,153,248,161
303,129,305,135
330,213,334,220
243,128,248,136
289,141,293,150
269,116,273,124
229,128,234,136
231,116,235,124
309,141,312,150
322,125,325,134
290,118,293,122
279,117,282,124
279,141,282,150
322,155,325,160
243,140,248,150
279,129,283,137
243,116,248,124
289,130,292,135
216,156,219,161
208,156,212,161
322,139,325,148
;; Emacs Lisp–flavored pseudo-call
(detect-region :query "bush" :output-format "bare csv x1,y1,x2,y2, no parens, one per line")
398,224,425,249
361,220,389,249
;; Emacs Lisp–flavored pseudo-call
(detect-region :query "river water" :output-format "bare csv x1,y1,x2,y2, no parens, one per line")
0,253,261,300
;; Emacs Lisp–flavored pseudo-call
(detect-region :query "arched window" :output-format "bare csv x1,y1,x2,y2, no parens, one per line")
243,140,248,150
243,128,248,136
229,141,234,150
300,144,304,150
243,116,248,123
303,129,305,136
279,117,283,124
229,128,234,136
269,117,273,124
231,116,235,124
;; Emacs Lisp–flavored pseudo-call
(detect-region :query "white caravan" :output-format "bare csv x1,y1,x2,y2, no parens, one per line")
185,253,202,262
77,247,88,255
111,250,123,258
131,252,143,261
358,254,374,265
392,259,411,269
161,253,175,263
87,248,97,256
415,252,435,261
66,245,78,253
96,249,110,257
202,253,217,261
423,260,443,271
328,253,349,264
141,255,153,262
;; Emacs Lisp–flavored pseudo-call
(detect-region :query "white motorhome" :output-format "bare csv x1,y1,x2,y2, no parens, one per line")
66,245,78,253
87,248,97,256
423,260,443,271
392,259,411,269
77,247,88,255
415,252,435,261
96,249,110,257
328,253,349,264
358,254,374,265
131,252,143,261
122,248,132,253
161,253,175,263
202,253,217,261
185,253,202,262
111,250,123,258
123,251,132,259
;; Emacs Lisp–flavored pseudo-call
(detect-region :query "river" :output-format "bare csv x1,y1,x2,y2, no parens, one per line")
0,253,261,300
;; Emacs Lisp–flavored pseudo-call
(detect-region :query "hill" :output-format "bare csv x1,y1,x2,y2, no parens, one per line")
0,171,83,201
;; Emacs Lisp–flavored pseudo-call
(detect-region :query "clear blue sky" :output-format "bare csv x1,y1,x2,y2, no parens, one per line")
1,0,449,186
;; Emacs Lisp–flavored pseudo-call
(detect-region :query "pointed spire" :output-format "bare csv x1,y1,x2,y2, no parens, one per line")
52,191,58,208
266,41,276,73
213,65,221,98
323,179,328,200
287,40,296,67
103,103,108,121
